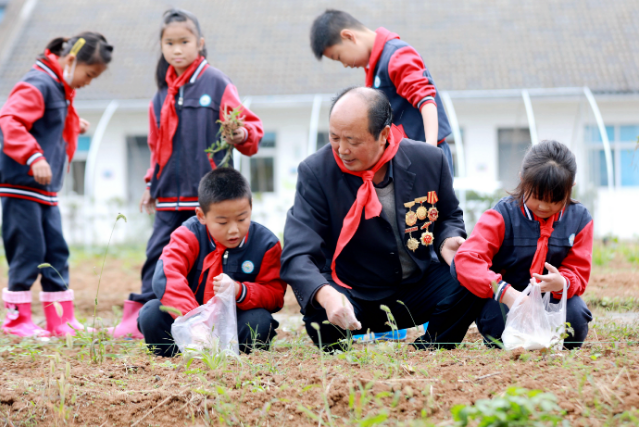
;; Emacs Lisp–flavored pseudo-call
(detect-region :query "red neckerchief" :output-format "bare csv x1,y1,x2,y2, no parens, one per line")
522,204,563,277
198,229,227,304
330,125,405,288
156,56,208,178
39,50,80,164
365,27,400,88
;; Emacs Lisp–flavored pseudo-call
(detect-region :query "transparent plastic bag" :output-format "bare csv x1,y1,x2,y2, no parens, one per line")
502,280,567,351
171,280,239,355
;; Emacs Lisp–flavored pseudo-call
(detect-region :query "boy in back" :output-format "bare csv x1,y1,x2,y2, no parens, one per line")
138,168,285,356
310,9,454,175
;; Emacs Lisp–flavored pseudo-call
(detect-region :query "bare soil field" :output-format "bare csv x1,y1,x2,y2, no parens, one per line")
0,243,638,426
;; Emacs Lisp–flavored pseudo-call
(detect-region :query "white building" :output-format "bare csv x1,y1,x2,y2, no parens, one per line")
0,0,636,244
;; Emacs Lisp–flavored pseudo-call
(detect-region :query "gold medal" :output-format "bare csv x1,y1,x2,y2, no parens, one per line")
428,207,439,222
427,191,439,222
405,226,419,252
414,196,428,220
404,201,417,226
420,230,434,246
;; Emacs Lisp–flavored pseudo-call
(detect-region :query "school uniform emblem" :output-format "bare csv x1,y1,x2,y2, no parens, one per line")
241,260,254,274
568,233,575,247
199,94,212,107
374,75,381,88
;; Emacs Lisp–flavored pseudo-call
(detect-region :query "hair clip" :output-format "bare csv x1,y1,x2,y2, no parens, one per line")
70,38,86,56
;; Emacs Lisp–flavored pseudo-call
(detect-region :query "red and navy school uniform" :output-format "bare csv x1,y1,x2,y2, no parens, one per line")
452,197,594,348
137,217,285,356
366,27,454,175
0,57,74,293
130,60,264,304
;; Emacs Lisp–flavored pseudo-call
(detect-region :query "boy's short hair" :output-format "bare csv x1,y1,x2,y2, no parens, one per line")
198,168,252,213
310,9,365,60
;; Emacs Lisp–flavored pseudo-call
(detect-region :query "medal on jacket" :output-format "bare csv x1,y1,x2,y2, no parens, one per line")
414,196,428,220
404,201,417,226
405,226,419,252
420,221,434,246
427,191,439,222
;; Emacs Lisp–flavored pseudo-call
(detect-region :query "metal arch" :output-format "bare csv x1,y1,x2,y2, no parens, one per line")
521,90,539,145
84,100,119,200
440,91,466,178
307,94,323,156
583,87,614,191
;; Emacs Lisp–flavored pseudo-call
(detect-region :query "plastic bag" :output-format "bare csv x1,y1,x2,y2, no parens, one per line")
502,280,567,351
171,280,239,355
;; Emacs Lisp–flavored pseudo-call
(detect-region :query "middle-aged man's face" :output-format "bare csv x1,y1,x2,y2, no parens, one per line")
329,92,387,172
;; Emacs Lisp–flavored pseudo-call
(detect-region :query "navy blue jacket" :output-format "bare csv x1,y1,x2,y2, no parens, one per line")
0,60,69,205
366,28,451,144
153,216,286,318
281,139,465,314
146,63,263,211
452,197,594,300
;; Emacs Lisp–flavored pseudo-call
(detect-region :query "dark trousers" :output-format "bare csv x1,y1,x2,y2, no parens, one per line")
138,299,280,357
304,262,484,350
438,140,455,178
476,294,593,349
129,210,196,304
1,197,69,292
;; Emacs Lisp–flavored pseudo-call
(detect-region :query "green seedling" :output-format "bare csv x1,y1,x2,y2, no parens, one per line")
205,105,245,168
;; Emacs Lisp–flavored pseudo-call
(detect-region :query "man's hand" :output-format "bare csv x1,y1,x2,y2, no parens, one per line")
315,285,362,331
213,273,240,297
79,118,90,134
533,262,565,293
227,127,247,146
440,236,465,266
139,188,156,215
31,159,52,185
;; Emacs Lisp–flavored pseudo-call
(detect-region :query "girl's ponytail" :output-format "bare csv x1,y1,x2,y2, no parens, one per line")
45,37,69,56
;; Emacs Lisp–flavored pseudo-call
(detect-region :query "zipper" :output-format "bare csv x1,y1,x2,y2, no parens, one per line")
178,86,184,108
174,86,184,211
222,250,229,273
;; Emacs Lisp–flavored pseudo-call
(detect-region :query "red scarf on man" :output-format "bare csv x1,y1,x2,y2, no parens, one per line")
40,50,80,163
330,125,405,289
156,56,208,178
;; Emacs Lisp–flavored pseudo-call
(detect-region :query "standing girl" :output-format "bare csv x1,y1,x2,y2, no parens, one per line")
1,33,113,337
109,9,263,338
452,140,593,348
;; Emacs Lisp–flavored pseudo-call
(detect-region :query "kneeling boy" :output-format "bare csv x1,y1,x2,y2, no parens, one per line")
138,168,286,356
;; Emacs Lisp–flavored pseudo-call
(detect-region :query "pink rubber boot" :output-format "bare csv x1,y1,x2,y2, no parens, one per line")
1,288,50,337
106,300,143,339
41,290,93,337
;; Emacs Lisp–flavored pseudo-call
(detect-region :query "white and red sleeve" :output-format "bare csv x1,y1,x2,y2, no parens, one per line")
554,219,594,299
143,102,159,186
157,226,201,318
453,209,506,298
236,242,287,312
388,46,437,111
0,82,46,166
220,84,264,156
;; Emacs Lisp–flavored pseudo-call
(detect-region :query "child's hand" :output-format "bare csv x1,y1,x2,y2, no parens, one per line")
139,188,156,214
79,118,90,134
227,127,247,146
213,273,240,297
31,159,52,185
532,262,565,293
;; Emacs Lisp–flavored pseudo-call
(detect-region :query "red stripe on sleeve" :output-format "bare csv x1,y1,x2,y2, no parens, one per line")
555,219,593,299
144,102,158,184
0,82,46,165
387,46,437,109
453,209,506,298
236,242,287,312
219,84,263,157
159,226,201,318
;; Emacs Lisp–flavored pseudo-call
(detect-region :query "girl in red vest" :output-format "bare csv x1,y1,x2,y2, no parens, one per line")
1,33,113,337
109,9,263,338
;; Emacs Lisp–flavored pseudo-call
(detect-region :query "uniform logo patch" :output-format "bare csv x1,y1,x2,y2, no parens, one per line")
199,94,212,107
241,260,254,274
374,75,381,88
568,233,575,247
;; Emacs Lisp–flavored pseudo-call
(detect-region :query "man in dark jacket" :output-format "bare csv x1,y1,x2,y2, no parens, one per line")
281,87,483,350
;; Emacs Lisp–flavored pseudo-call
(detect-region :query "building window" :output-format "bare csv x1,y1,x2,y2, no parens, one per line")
316,132,329,151
250,132,276,193
498,128,531,191
127,135,151,203
61,135,91,196
586,125,639,188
